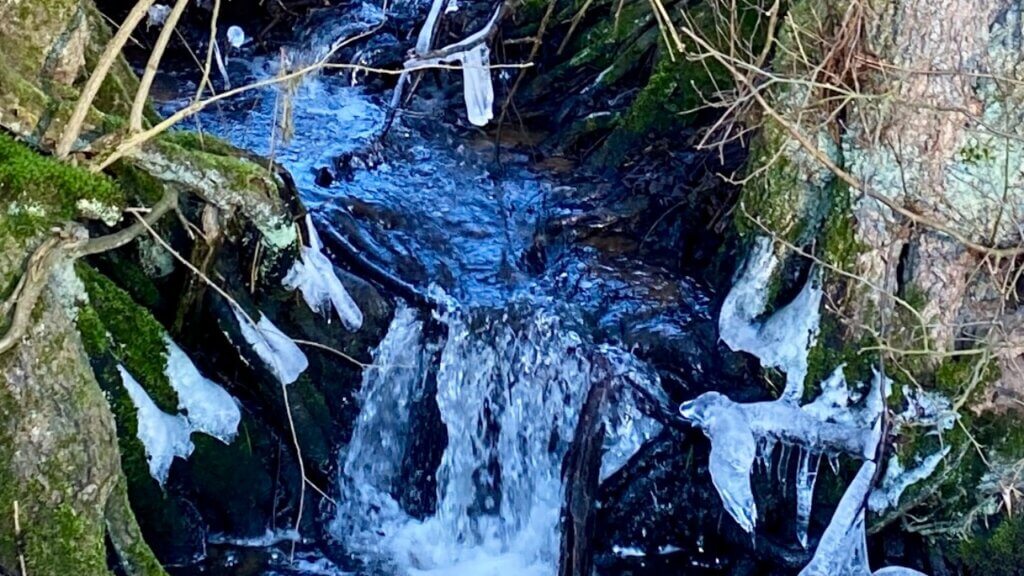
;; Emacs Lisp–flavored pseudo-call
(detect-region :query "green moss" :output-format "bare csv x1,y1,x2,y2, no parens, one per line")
75,303,109,356
804,311,875,401
155,137,270,193
596,2,770,166
77,264,176,412
956,516,1024,576
736,122,813,243
110,162,167,206
162,130,240,158
820,179,863,269
0,133,125,237
935,355,998,402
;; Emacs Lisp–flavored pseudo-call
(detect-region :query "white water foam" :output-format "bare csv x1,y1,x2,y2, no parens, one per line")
332,302,659,575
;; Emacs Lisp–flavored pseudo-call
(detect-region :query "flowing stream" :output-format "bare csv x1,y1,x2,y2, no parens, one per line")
159,11,689,574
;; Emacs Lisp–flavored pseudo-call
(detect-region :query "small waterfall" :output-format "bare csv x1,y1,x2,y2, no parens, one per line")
332,301,661,575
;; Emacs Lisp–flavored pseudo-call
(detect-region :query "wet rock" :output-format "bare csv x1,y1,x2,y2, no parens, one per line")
314,166,335,187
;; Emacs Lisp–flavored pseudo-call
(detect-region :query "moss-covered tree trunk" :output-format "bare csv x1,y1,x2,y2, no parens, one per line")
738,0,1024,565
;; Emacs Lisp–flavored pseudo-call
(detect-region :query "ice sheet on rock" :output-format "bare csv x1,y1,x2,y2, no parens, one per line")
232,307,309,385
597,345,664,481
680,392,758,533
868,448,949,512
118,365,195,485
719,236,823,402
163,335,241,443
284,214,364,331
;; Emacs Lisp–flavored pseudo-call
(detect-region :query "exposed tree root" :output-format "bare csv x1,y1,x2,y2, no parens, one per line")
0,189,179,357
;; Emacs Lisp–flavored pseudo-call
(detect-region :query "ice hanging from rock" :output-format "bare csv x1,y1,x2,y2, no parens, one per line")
232,307,309,385
119,365,195,486
718,236,823,402
284,214,364,331
164,335,241,444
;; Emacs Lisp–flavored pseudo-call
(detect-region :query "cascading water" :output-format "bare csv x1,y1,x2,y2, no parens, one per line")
160,8,669,573
332,299,661,576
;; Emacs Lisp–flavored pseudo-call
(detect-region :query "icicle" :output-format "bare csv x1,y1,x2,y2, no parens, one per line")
415,0,448,54
458,44,494,126
232,307,309,385
164,335,242,443
284,214,364,330
778,443,790,487
800,460,875,576
795,449,820,548
800,459,928,575
118,365,194,485
680,393,758,533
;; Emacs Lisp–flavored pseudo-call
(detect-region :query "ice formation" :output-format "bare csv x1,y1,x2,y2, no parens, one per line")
681,392,759,532
800,460,926,576
868,449,950,512
684,234,939,574
414,45,494,126
118,365,195,486
453,45,494,126
284,214,364,331
415,0,447,53
718,236,823,402
163,335,241,443
795,449,821,547
407,2,498,126
227,25,248,49
146,4,171,28
232,307,309,385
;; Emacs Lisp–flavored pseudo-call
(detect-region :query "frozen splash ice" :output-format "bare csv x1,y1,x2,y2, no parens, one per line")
232,307,309,385
119,365,195,485
164,335,241,444
332,301,659,575
285,214,364,331
718,236,822,402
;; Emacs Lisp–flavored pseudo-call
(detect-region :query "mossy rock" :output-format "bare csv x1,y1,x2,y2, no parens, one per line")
77,263,178,413
0,0,142,145
0,132,125,238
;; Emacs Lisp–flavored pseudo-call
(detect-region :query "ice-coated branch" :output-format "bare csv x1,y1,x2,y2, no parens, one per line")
800,459,927,576
386,1,515,128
